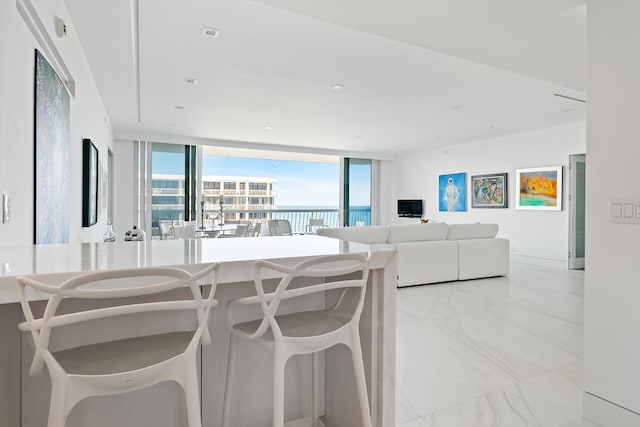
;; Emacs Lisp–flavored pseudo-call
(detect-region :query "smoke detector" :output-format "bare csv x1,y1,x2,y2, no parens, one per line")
202,27,220,38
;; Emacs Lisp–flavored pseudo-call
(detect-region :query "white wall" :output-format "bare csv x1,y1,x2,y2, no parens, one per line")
583,1,640,424
391,122,586,264
376,159,395,226
0,0,113,246
113,139,135,237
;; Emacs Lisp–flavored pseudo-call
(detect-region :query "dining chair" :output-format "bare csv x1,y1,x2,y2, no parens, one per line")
159,222,173,239
305,218,327,234
267,219,281,236
268,219,292,236
16,263,219,427
278,219,292,235
221,253,372,427
172,224,196,239
218,223,250,238
247,222,261,237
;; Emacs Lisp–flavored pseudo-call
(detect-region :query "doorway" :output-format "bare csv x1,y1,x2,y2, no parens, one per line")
568,153,586,270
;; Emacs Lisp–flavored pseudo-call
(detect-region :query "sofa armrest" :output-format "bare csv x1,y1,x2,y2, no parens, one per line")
457,238,510,280
394,241,458,287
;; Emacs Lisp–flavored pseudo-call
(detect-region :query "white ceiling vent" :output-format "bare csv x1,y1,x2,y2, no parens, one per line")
202,27,220,38
553,93,586,103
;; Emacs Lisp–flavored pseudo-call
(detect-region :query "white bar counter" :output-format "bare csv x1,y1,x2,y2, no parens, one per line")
0,235,397,427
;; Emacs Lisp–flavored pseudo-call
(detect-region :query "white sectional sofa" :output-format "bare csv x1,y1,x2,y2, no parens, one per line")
317,223,509,287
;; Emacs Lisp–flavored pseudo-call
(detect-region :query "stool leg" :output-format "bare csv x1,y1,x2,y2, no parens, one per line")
351,330,372,427
221,333,238,427
273,347,286,427
184,356,202,427
47,378,68,427
312,352,319,427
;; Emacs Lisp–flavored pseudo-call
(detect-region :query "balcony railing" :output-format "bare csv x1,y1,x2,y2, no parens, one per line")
151,207,371,238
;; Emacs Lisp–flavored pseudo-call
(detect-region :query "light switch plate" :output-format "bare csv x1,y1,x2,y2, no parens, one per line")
610,199,640,224
610,203,622,218
2,192,10,224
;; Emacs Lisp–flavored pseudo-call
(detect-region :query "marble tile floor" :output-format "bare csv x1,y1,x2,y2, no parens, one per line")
395,260,601,427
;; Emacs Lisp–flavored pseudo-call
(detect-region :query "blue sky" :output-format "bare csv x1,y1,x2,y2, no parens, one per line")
204,156,339,206
153,152,370,206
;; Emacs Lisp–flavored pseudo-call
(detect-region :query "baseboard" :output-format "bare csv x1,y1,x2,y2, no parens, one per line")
510,254,567,269
583,392,640,427
284,417,327,427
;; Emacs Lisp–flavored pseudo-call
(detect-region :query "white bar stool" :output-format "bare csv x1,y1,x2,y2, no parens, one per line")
16,263,219,427
221,253,372,427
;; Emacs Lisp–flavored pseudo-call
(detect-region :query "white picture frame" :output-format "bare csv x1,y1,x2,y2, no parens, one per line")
515,166,563,211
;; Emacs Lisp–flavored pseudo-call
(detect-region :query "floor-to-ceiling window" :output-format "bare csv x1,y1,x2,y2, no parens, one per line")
343,158,372,227
143,146,376,237
201,147,340,232
150,143,196,238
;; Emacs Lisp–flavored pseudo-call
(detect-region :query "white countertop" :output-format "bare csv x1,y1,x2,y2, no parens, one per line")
0,235,394,303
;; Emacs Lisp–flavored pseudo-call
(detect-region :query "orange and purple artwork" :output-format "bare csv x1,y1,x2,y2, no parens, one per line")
516,166,562,211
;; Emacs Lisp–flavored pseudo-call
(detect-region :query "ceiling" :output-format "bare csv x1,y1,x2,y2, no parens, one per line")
64,0,586,158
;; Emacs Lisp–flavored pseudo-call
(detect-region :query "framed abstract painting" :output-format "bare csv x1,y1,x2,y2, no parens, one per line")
82,139,99,227
515,166,563,211
34,50,70,243
439,172,467,212
471,173,508,208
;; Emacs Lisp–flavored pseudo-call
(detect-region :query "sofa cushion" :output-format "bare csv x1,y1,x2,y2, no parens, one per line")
317,226,390,244
446,223,498,240
387,223,449,244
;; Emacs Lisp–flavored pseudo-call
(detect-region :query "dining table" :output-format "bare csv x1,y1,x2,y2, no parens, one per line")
197,223,238,238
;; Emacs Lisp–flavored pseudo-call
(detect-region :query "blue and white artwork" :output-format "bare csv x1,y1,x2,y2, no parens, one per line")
439,172,467,212
35,50,70,244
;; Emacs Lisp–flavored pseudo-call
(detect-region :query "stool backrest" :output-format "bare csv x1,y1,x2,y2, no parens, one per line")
250,254,369,340
17,264,218,376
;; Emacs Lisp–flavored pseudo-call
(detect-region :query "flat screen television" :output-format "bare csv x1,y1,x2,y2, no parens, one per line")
397,199,423,218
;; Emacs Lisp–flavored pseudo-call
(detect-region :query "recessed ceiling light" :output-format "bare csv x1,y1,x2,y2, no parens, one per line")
184,77,198,84
331,84,345,91
265,126,273,130
202,27,220,38
175,105,184,110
